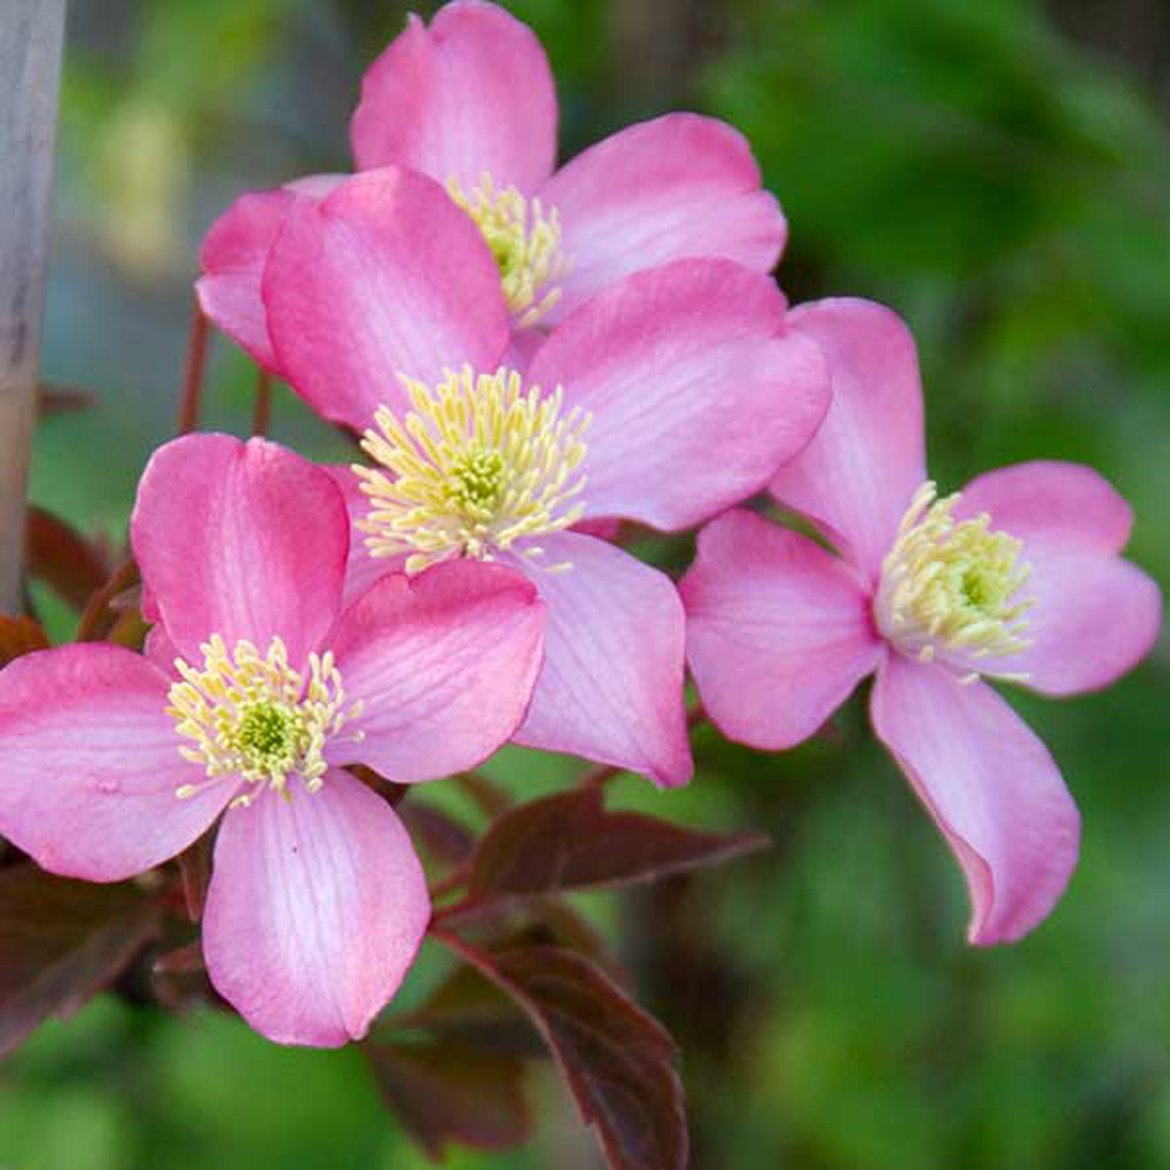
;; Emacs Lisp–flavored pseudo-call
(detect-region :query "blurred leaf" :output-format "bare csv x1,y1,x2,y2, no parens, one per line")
0,866,158,1057
396,801,474,869
365,1038,531,1158
445,938,688,1170
38,382,98,417
465,787,768,904
24,507,110,610
0,617,49,665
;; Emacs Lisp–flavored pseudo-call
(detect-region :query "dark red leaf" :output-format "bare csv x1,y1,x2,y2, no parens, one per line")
397,802,474,868
38,382,98,417
466,787,768,903
0,616,49,666
24,506,110,609
0,866,159,1056
441,937,687,1170
365,1037,530,1158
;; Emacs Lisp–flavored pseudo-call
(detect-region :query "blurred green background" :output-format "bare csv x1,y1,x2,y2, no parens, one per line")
6,0,1170,1167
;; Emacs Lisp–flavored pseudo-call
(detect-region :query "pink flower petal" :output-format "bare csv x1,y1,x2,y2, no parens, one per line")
540,114,787,321
769,298,927,581
325,561,545,783
203,769,429,1046
870,653,1080,945
263,168,509,430
351,2,556,192
527,259,829,530
681,510,882,749
320,463,408,607
196,188,297,371
0,644,231,881
131,434,349,668
507,532,692,787
952,461,1161,694
956,460,1134,555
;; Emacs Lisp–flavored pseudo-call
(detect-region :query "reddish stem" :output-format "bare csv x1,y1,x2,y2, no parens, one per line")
76,558,140,642
176,300,210,435
251,367,272,436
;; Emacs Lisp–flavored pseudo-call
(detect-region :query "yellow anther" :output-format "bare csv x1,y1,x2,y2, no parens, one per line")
875,482,1034,673
447,173,570,328
166,634,363,801
355,366,590,574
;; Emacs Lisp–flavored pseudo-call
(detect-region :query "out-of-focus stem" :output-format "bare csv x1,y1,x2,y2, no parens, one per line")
0,2,66,614
175,299,209,435
251,368,272,436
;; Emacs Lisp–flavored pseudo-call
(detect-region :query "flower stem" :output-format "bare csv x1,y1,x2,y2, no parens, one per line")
251,367,272,436
175,299,210,435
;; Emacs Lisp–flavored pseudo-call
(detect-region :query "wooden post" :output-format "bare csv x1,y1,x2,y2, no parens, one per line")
0,2,66,614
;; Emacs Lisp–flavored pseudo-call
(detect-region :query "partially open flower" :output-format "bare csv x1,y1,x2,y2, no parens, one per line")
196,0,786,370
682,298,1162,944
0,434,545,1046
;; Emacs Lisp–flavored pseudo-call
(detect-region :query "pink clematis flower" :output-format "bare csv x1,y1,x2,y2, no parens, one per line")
197,0,785,370
256,166,829,788
0,434,545,1046
681,298,1162,944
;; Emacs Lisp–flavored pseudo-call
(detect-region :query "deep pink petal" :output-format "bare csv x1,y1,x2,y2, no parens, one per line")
681,510,882,749
955,460,1134,554
263,168,509,430
527,260,829,530
351,2,556,192
507,533,692,787
325,561,545,782
131,434,348,667
0,645,230,881
769,298,927,580
196,188,297,372
952,461,1160,694
203,769,429,1046
871,653,1080,945
540,114,786,321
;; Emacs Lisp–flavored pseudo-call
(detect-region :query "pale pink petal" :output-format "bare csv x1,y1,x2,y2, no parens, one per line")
507,532,691,787
351,2,556,192
325,561,545,782
0,645,231,881
320,463,409,607
263,168,509,431
984,547,1161,696
131,434,348,667
870,653,1080,945
203,770,429,1046
952,461,1161,694
540,113,786,321
196,188,297,371
956,460,1134,555
681,510,882,749
769,298,927,581
527,260,829,530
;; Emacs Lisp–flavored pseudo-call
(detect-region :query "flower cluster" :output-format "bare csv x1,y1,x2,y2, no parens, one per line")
0,1,1160,1054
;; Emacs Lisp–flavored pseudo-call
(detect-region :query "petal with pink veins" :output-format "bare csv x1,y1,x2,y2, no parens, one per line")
527,259,829,530
203,769,429,1047
263,168,509,430
351,2,557,193
0,644,231,881
681,510,882,749
132,434,349,667
540,114,787,322
870,653,1080,945
952,461,1161,694
769,298,927,581
507,532,692,787
325,561,545,782
197,188,297,372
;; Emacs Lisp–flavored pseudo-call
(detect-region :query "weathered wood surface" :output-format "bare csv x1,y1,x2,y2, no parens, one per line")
0,2,66,614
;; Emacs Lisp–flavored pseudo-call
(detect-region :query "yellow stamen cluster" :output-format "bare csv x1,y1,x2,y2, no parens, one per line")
167,634,362,804
356,366,590,574
447,173,570,328
875,482,1034,675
